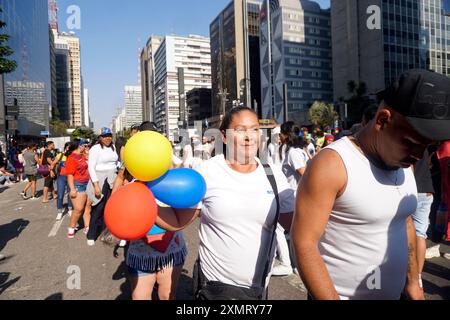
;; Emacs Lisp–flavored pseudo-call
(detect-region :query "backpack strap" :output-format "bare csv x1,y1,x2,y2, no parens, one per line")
261,164,280,289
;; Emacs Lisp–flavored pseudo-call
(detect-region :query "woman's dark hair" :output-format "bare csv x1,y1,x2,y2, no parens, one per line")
115,137,127,158
64,142,74,157
139,121,158,132
219,106,257,132
279,121,304,161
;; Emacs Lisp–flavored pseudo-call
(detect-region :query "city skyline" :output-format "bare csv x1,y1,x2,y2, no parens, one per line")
56,0,330,131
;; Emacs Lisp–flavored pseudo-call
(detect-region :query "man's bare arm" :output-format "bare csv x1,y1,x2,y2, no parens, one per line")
291,149,347,300
404,216,425,300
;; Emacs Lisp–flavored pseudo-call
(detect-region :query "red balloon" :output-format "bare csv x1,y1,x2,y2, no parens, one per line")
105,182,158,241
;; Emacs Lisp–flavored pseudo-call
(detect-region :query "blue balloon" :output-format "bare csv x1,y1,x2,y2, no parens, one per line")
146,168,206,209
147,224,166,235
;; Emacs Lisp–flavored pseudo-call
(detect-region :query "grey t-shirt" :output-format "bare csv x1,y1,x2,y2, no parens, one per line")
23,150,37,175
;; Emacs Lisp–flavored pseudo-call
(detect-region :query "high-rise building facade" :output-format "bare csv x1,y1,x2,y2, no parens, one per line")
260,0,333,125
124,85,142,128
210,0,262,118
83,88,91,128
186,88,213,126
111,106,126,135
57,32,82,127
153,35,211,141
331,0,450,101
140,36,163,122
54,34,72,122
0,0,52,136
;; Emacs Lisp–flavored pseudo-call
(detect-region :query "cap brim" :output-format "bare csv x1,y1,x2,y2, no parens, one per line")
406,117,450,141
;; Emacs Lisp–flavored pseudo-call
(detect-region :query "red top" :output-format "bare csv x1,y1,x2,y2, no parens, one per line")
65,153,89,183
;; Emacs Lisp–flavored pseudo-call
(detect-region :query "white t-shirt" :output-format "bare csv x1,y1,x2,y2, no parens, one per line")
88,144,119,183
196,155,295,289
323,137,417,299
267,143,282,168
282,147,308,190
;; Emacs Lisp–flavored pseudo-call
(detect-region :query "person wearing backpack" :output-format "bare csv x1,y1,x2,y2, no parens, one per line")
55,142,75,220
40,141,57,203
156,107,295,300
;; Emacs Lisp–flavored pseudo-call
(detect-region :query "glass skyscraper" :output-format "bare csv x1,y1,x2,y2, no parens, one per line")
210,0,262,119
332,0,450,101
0,0,51,136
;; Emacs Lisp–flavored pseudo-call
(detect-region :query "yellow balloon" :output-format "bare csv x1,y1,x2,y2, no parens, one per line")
123,131,172,182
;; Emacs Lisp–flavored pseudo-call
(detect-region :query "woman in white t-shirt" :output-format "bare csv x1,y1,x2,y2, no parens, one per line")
279,122,309,191
155,107,295,300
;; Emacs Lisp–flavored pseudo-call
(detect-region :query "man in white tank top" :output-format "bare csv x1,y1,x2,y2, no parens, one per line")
292,70,450,300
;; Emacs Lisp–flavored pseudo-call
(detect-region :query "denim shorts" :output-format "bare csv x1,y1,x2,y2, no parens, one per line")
74,182,88,193
412,193,434,239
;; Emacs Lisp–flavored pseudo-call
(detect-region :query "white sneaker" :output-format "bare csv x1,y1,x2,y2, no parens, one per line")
22,179,28,183
29,197,38,200
272,264,293,276
67,228,75,239
87,240,95,246
443,253,450,260
119,240,127,247
56,212,63,221
425,245,441,259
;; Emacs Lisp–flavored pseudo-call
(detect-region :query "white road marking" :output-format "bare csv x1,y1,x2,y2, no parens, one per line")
48,215,66,237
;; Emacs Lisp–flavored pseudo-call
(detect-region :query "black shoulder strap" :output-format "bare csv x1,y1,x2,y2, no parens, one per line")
261,163,280,289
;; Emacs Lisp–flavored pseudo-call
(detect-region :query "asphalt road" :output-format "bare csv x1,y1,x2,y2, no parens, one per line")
0,179,448,300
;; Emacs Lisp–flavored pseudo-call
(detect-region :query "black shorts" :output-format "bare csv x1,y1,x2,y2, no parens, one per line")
26,174,37,182
44,175,55,188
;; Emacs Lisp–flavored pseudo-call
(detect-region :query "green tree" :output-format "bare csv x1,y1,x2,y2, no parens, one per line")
116,128,131,139
0,8,17,74
345,81,370,124
71,127,94,140
309,101,338,129
50,119,69,137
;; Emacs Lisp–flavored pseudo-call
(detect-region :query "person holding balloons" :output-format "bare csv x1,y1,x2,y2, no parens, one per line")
109,121,188,300
153,106,296,300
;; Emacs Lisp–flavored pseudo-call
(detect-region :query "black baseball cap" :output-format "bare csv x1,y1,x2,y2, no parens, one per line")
377,69,450,141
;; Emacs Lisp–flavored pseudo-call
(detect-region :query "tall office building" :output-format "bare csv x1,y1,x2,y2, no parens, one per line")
111,106,126,134
186,88,213,126
140,36,163,122
0,0,52,136
124,85,143,128
83,88,91,128
153,35,211,140
54,32,72,122
260,0,333,125
49,27,57,121
56,32,83,127
210,0,262,119
331,0,450,101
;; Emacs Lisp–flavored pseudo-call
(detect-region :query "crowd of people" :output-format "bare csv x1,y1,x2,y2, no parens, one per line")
0,69,449,300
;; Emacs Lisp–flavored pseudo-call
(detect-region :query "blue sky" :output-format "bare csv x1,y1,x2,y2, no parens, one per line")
57,0,330,130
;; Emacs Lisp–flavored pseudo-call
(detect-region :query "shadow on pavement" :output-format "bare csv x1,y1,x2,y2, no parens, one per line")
422,278,450,300
45,292,63,300
0,186,10,193
424,260,450,281
0,219,30,252
0,272,20,296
